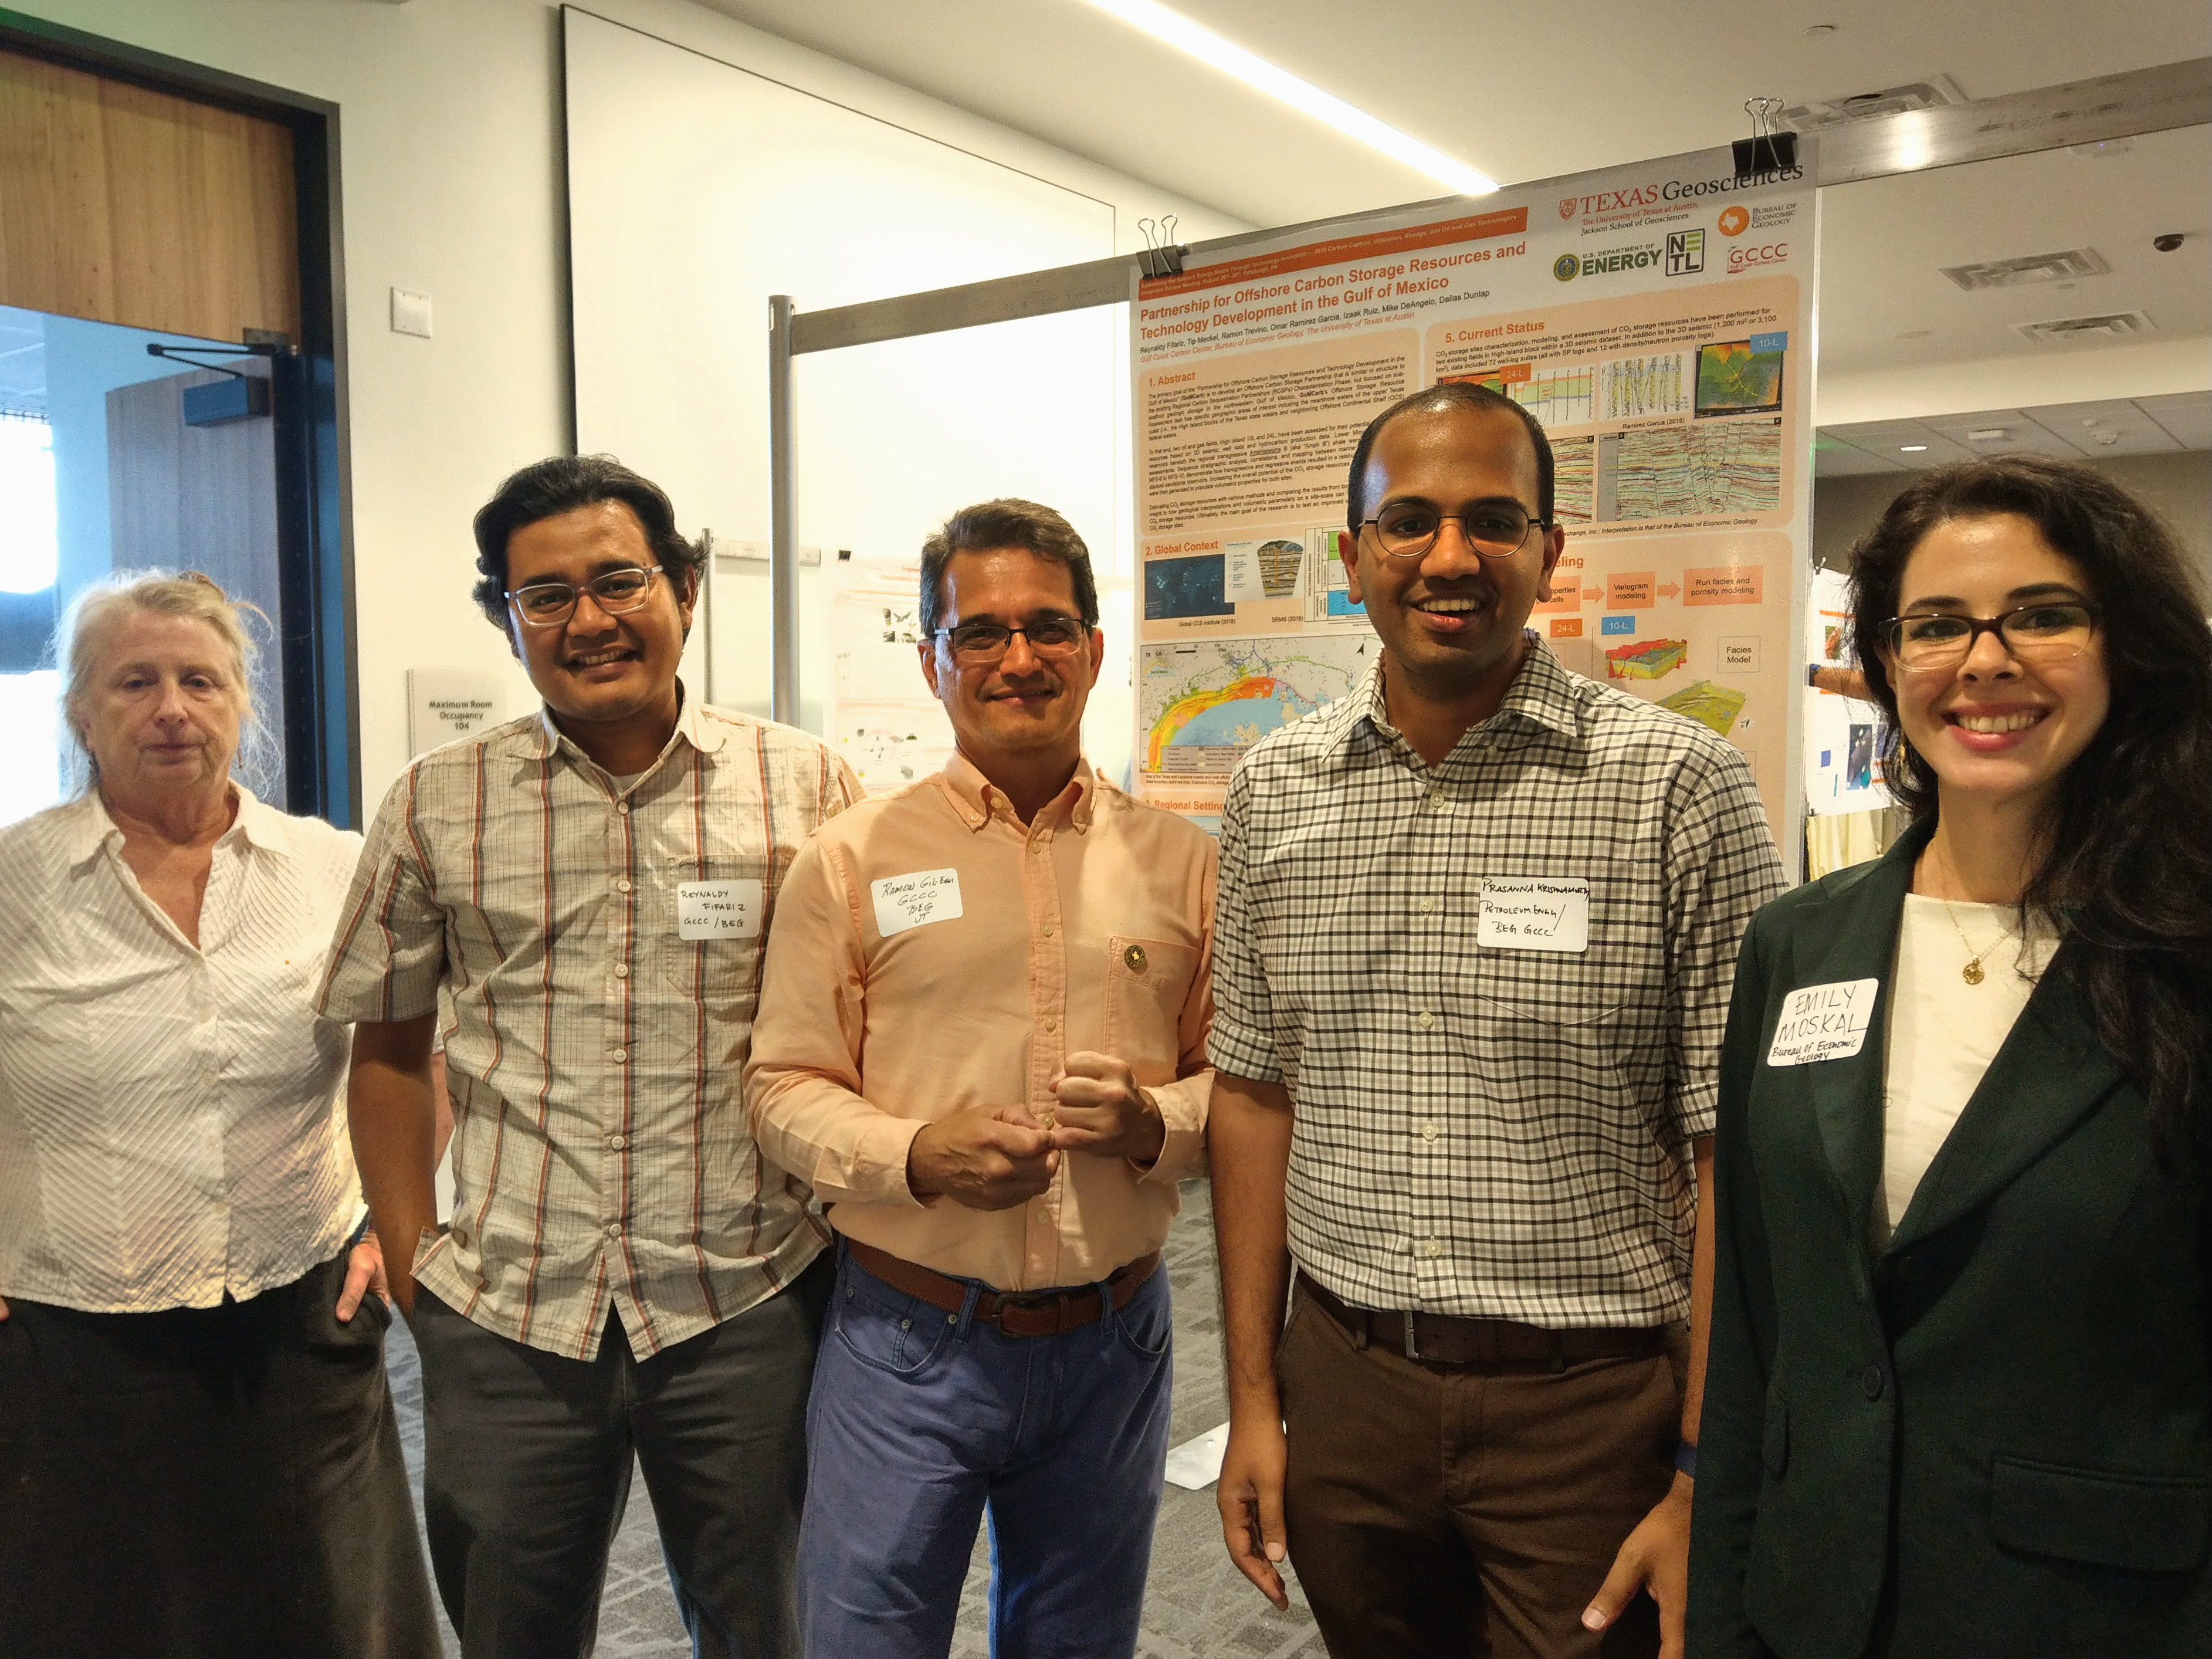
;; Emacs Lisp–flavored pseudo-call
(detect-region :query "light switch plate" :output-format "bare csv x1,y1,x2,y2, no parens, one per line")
391,287,433,338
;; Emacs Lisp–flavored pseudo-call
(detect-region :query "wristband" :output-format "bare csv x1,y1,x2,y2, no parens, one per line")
1674,1438,1698,1479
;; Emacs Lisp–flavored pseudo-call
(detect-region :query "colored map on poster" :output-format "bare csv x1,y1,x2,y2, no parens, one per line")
1141,634,1375,776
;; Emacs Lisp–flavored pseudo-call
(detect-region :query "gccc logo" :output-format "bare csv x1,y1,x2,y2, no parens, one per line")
1553,253,1581,282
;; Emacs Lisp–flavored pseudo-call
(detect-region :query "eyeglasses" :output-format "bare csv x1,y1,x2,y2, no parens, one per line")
1361,500,1547,560
1882,603,2099,672
934,615,1090,663
507,566,667,627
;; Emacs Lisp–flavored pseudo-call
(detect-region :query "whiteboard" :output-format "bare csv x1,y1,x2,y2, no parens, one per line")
564,9,1133,778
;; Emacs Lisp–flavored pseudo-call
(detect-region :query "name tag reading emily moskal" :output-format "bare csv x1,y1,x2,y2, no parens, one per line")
1764,978,1879,1066
677,879,763,940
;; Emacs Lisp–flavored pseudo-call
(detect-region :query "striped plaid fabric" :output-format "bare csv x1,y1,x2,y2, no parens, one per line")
1208,639,1787,1329
318,694,862,1360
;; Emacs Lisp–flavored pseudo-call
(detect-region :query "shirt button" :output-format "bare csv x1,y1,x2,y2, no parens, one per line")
1417,1009,1435,1030
1861,1363,1886,1400
1029,842,1043,855
1415,1238,1443,1259
1042,1017,1058,1032
609,1134,628,1150
201,1068,218,1085
616,879,632,893
1422,793,1444,812
606,1221,623,1238
1417,896,1437,914
1420,1122,1441,1143
614,964,629,979
611,1047,628,1063
617,802,630,815
1041,923,1055,937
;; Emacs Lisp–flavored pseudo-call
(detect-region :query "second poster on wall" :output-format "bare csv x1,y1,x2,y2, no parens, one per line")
1130,145,1817,841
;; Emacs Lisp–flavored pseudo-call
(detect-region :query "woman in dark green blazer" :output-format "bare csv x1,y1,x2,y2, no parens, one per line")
1689,456,2212,1658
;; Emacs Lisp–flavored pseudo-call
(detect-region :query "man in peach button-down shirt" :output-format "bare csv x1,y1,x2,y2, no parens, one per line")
746,497,1215,1659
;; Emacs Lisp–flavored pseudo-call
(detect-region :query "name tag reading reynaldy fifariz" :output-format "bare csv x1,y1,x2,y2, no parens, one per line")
871,868,963,936
677,879,763,940
1764,977,1879,1065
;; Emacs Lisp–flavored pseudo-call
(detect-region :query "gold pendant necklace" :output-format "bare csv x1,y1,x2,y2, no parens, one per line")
1938,896,2011,986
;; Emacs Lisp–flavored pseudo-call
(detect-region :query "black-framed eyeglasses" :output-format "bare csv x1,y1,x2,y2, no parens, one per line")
1360,500,1548,560
507,565,666,627
933,615,1090,663
1882,603,2099,673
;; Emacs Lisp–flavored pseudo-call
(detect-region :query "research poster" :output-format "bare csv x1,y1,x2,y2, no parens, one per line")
1130,145,1815,838
824,556,956,797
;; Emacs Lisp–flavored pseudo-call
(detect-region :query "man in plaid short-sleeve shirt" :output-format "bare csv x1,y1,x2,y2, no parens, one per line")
321,456,860,1659
1210,384,1786,1659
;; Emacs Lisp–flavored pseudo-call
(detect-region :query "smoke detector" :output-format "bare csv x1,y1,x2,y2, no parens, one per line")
1781,75,1966,130
1942,249,2111,291
2014,312,2155,344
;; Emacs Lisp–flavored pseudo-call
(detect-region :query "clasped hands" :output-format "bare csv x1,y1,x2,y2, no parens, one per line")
906,1051,1164,1210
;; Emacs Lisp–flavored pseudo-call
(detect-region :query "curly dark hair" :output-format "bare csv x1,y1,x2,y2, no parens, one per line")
470,455,707,628
1845,455,2212,1175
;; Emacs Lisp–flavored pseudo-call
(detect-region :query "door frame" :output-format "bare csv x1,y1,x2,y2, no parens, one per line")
0,7,360,824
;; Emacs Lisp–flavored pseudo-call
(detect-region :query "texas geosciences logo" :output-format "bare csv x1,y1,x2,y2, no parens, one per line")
1556,243,1662,282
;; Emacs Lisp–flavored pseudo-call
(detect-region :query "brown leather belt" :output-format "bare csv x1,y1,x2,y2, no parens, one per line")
845,1238,1162,1339
1298,1272,1665,1370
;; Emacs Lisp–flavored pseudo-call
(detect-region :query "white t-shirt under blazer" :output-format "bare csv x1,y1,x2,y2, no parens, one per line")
1876,894,2062,1244
0,786,367,1312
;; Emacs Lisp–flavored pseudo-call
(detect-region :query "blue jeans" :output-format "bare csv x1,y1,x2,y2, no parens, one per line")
797,1242,1174,1658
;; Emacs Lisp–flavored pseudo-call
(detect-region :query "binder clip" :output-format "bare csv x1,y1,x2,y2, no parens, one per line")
1732,97,1797,178
1137,215,1185,280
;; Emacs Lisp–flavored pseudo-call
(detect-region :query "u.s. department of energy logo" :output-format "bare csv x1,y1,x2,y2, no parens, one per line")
1553,253,1581,282
1666,229,1706,276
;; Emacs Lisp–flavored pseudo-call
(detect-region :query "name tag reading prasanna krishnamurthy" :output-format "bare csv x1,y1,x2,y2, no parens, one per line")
1764,978,1880,1066
677,879,763,941
1477,877,1591,953
871,869,964,937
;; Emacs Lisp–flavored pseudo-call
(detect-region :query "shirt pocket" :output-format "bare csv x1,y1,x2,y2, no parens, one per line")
655,852,768,1004
1456,950,1635,1116
1102,936,1201,1084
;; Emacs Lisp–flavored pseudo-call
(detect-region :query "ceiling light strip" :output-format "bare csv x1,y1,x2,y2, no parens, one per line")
1077,0,1496,195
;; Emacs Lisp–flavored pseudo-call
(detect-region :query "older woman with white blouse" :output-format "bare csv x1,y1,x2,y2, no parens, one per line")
0,571,438,1658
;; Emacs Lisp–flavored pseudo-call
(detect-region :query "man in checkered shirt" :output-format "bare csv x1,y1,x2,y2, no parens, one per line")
1209,382,1786,1659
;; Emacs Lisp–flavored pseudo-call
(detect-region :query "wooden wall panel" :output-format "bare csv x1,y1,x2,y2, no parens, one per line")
0,49,299,344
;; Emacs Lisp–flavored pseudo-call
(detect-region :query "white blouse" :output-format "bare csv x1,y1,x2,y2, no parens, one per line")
0,787,367,1311
1876,894,2061,1244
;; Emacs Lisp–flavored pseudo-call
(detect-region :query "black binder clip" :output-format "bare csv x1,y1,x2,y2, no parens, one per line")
1137,215,1185,280
1732,97,1797,179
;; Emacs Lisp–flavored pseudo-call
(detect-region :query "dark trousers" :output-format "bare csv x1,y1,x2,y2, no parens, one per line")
0,1252,440,1659
1278,1285,1680,1659
408,1251,833,1659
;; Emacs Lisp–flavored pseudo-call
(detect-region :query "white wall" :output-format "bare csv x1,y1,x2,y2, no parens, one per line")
11,0,1243,814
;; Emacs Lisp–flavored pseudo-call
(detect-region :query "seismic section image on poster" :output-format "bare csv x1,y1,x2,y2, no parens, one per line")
1130,145,1815,837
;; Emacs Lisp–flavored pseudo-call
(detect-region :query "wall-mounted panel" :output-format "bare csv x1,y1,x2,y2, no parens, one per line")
0,48,299,344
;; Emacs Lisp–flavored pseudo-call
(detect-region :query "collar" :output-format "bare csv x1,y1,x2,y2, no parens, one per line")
62,781,275,866
937,749,1098,832
1326,632,1587,761
523,678,723,766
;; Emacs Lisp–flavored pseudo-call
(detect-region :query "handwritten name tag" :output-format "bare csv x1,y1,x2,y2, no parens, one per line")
1765,977,1879,1066
871,868,963,937
677,879,763,941
1477,877,1590,953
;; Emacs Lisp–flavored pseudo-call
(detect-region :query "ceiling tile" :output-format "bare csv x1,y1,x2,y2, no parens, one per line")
2133,390,2212,449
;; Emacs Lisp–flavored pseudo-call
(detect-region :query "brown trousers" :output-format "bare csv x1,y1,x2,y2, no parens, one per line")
1279,1285,1680,1659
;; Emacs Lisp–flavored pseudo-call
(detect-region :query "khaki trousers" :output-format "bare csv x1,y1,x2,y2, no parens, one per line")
1279,1284,1680,1659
